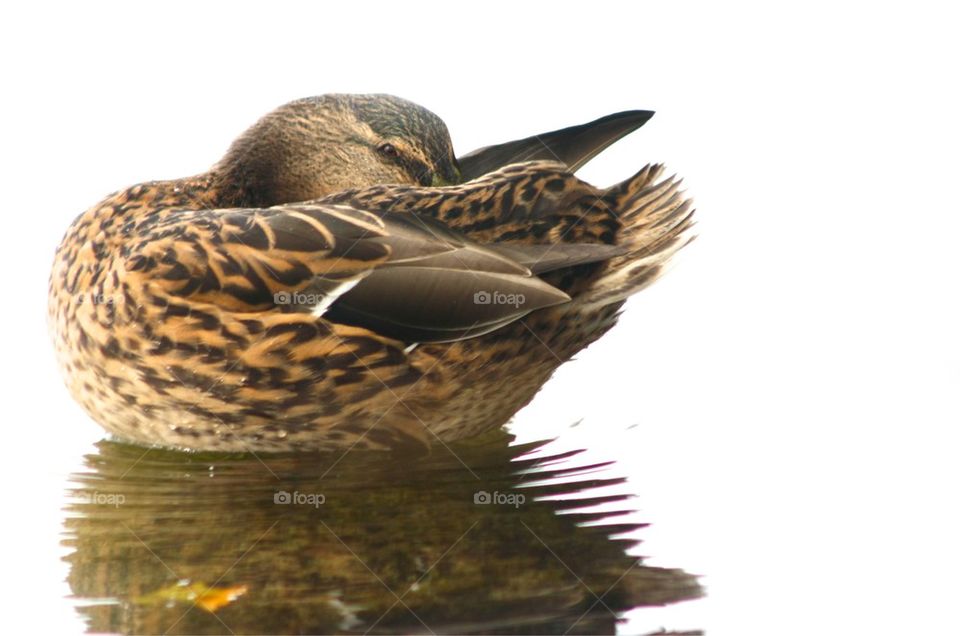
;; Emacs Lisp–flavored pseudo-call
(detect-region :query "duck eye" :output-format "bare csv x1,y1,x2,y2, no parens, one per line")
377,143,399,159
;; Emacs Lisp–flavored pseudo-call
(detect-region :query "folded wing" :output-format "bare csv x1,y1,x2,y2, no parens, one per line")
124,203,582,343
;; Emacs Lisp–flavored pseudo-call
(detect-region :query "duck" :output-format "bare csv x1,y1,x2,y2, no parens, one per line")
48,94,694,452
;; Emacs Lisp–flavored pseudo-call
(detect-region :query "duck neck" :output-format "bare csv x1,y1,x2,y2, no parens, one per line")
147,169,258,210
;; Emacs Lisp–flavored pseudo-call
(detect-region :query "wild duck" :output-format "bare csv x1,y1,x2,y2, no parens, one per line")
48,94,694,452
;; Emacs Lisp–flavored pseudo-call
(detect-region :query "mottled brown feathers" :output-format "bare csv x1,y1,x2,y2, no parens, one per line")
48,95,695,452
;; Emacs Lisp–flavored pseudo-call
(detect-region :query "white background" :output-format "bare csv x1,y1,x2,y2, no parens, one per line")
1,1,958,634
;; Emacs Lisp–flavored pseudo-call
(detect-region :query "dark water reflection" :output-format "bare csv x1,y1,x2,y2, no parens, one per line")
63,431,701,634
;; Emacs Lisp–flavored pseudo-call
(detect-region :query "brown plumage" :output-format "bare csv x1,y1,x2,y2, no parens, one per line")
48,94,695,451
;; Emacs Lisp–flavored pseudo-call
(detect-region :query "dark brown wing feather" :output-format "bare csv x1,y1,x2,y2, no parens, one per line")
491,243,627,275
326,210,577,342
456,110,654,180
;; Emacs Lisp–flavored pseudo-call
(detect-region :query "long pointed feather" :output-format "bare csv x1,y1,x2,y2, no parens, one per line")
489,243,627,275
457,110,654,180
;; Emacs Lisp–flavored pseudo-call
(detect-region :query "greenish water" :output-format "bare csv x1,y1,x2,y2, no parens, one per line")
63,431,701,634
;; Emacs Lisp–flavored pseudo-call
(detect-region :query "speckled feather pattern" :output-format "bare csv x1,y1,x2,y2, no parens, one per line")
48,96,694,452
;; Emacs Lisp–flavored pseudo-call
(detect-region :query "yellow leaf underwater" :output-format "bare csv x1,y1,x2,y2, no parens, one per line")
134,580,248,613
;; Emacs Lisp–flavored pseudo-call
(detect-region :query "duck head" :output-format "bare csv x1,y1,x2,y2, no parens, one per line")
215,94,461,206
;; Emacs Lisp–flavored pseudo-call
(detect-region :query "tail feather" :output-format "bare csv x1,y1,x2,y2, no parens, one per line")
579,166,696,309
602,163,663,210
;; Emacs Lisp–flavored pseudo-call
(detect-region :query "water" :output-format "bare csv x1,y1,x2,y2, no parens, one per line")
62,431,702,634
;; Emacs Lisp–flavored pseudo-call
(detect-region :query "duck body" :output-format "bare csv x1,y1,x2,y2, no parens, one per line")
48,95,694,451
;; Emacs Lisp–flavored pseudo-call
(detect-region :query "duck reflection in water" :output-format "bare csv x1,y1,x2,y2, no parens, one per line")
64,431,701,634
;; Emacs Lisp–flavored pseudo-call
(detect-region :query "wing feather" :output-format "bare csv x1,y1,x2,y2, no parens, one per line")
456,110,654,180
124,201,574,342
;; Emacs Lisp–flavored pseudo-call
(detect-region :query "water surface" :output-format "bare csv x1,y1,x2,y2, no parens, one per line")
63,431,701,634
